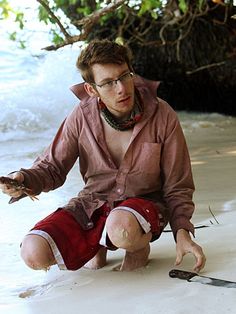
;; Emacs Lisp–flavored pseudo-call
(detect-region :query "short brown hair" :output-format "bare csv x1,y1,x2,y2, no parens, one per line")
76,39,133,83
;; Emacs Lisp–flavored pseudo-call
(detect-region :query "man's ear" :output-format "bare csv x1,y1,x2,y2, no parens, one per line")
84,82,98,97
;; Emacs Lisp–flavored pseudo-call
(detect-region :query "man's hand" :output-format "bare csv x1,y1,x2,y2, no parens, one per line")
175,229,206,273
0,172,25,198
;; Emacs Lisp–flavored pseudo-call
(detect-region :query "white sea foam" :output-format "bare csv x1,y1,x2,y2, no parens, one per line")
0,46,82,141
223,199,236,212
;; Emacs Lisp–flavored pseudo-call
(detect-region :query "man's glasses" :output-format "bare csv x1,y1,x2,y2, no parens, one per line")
92,72,134,91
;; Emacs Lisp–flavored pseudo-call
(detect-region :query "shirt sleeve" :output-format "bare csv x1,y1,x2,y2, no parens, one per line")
19,106,80,195
160,106,195,238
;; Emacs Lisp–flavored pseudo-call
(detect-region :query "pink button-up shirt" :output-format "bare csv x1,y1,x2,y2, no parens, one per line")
20,76,195,236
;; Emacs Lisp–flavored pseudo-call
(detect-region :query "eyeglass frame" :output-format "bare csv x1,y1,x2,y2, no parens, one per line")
90,71,134,90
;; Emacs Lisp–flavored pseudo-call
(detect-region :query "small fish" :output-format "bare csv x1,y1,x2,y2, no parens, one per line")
0,176,38,203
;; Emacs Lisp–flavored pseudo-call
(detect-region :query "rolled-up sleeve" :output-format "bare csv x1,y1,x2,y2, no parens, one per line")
160,108,195,238
20,106,81,195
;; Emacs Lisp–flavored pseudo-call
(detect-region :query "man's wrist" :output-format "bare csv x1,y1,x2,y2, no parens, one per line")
176,229,190,241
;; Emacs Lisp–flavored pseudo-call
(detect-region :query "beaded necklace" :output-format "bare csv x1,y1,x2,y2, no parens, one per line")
98,91,144,131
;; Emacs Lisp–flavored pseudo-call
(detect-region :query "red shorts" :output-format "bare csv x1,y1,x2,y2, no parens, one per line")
29,197,165,271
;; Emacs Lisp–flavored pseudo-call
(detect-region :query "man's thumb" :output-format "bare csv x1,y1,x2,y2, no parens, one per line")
11,172,24,183
175,252,183,266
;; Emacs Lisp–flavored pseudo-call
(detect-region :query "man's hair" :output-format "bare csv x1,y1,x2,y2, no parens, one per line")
76,39,133,83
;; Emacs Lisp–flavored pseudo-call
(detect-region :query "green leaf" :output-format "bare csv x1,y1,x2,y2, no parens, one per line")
0,0,12,19
69,0,77,4
115,36,124,45
19,40,26,49
198,0,205,10
15,12,24,29
178,0,188,13
151,10,158,19
9,31,17,41
38,6,49,24
51,29,64,45
76,6,92,16
138,0,162,17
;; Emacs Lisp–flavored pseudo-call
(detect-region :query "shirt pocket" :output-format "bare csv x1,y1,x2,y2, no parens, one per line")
137,142,161,174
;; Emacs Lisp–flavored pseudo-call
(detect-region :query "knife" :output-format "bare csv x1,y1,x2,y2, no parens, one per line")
169,269,236,288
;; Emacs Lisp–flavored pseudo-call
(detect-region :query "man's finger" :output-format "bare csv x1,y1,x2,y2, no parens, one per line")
193,248,206,272
175,251,183,266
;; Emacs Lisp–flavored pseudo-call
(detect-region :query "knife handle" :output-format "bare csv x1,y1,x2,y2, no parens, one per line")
169,269,197,280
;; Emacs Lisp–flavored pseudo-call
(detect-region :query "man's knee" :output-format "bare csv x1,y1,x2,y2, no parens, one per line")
21,234,55,270
106,210,143,250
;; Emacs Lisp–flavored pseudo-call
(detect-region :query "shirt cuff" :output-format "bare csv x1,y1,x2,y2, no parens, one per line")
171,217,195,241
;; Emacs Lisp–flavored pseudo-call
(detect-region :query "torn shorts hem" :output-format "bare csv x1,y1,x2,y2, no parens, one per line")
27,230,67,270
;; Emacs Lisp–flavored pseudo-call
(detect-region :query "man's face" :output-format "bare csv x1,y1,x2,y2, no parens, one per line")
87,63,135,120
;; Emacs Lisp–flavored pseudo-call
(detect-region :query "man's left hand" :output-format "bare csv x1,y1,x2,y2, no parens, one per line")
175,229,206,272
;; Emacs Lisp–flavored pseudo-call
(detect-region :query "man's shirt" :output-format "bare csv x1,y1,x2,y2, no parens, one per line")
20,76,195,237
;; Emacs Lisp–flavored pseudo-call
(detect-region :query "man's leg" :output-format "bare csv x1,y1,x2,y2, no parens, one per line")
21,234,56,270
20,206,109,271
83,246,107,269
105,209,152,271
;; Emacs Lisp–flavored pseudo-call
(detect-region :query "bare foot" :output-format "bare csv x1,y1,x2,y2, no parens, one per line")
84,247,107,270
113,244,150,271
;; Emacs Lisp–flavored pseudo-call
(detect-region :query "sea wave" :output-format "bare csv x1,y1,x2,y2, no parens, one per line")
0,46,82,141
178,111,234,133
0,39,234,142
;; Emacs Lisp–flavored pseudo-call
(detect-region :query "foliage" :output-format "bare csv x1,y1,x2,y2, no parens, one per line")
0,0,25,28
0,0,235,50
178,0,188,13
0,0,27,48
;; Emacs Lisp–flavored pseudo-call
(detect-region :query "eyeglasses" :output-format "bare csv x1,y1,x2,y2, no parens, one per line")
92,72,134,91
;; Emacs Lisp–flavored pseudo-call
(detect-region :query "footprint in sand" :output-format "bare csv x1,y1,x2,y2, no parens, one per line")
18,274,93,298
18,283,53,298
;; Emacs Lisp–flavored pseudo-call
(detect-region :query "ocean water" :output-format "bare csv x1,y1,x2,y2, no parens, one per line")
0,20,85,307
0,16,236,310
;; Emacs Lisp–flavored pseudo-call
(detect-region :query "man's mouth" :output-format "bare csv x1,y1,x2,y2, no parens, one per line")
118,96,130,103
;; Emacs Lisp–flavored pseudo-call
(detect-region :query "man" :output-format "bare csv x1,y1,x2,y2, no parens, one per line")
0,39,205,272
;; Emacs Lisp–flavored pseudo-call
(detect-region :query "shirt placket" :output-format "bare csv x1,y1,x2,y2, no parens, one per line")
107,150,133,205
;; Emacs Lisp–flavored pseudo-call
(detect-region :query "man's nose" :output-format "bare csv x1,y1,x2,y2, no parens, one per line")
115,79,126,92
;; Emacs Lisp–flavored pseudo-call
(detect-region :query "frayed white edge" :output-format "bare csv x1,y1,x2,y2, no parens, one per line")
99,225,107,247
28,230,67,270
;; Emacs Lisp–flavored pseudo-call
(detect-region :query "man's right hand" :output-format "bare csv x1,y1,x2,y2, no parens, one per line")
0,172,25,198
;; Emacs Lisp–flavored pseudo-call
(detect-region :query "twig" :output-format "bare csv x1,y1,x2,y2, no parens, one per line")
74,0,126,26
43,35,83,51
208,206,220,224
163,225,209,233
40,0,126,50
36,0,72,40
186,61,226,75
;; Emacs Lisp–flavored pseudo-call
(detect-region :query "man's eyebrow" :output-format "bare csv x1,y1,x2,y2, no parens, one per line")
98,77,113,84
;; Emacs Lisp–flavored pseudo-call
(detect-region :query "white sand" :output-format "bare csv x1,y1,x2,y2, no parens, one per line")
0,113,236,314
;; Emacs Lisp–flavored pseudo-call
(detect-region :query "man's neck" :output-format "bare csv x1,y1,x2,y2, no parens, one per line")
98,96,143,131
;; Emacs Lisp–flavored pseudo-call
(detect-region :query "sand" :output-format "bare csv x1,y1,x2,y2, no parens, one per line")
0,113,236,314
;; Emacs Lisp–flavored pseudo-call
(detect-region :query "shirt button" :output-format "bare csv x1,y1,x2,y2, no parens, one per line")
87,222,94,228
117,188,121,193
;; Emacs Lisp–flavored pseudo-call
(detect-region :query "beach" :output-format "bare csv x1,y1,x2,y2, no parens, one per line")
1,128,236,314
1,95,236,314
0,23,236,314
